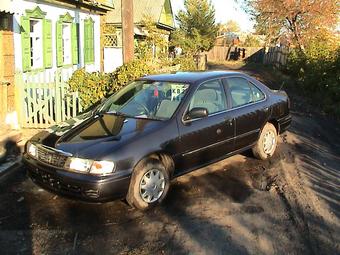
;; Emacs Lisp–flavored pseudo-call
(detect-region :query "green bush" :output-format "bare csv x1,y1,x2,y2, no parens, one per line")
173,55,197,71
109,58,156,93
68,58,159,108
287,45,340,116
68,55,199,109
68,69,113,109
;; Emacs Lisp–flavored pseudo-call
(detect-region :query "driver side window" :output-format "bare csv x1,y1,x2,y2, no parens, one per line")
189,80,227,115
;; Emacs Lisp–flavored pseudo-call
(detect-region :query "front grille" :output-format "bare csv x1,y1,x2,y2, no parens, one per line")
30,168,81,194
37,147,68,168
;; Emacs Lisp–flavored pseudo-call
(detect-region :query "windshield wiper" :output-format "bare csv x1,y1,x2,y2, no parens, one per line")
105,111,134,118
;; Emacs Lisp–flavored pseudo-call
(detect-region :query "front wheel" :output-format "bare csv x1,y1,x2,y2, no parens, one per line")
126,158,170,210
252,123,278,160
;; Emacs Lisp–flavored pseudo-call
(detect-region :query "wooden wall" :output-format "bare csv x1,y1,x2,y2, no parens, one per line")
0,13,15,122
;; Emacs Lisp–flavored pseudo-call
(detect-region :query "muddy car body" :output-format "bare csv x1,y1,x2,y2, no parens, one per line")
23,71,291,210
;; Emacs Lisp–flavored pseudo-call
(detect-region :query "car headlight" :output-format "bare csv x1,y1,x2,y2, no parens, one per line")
90,160,115,175
27,142,38,158
65,157,93,173
64,157,115,175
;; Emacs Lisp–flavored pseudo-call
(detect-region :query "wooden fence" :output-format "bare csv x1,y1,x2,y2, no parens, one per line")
207,46,229,62
15,69,82,129
207,46,263,62
207,45,290,69
262,47,289,69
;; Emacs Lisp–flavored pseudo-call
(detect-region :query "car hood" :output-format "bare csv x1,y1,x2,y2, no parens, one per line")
30,112,164,158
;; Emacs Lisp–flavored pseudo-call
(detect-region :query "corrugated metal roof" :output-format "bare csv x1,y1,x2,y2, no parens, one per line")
106,0,168,25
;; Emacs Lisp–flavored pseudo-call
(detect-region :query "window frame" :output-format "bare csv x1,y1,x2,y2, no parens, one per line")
57,12,76,67
182,78,228,123
21,6,49,72
29,18,43,69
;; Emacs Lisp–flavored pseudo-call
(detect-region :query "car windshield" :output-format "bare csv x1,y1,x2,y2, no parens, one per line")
97,80,190,120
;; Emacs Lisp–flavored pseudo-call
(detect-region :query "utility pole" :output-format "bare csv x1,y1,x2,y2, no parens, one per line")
121,0,134,63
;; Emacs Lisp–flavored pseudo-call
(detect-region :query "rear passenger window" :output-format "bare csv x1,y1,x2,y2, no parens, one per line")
226,78,265,108
226,78,253,107
189,80,227,115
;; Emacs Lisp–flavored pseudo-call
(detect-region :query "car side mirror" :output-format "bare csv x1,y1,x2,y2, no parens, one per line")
185,107,208,121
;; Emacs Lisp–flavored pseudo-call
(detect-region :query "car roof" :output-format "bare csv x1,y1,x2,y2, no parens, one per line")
139,71,248,84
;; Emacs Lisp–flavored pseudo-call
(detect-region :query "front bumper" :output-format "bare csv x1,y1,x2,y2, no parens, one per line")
23,154,131,202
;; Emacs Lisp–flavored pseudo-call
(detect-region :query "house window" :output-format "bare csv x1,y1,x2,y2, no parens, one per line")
21,7,52,72
56,13,78,67
29,19,43,69
62,23,72,65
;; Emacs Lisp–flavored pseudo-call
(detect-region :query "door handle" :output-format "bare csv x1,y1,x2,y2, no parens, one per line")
263,107,269,112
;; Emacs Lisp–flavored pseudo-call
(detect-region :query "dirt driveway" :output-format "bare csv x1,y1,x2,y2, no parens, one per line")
0,64,339,255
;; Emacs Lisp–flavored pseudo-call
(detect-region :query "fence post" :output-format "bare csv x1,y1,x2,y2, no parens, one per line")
14,72,24,128
55,69,62,123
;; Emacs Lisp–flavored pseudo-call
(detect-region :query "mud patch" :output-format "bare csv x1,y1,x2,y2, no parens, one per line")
241,205,264,214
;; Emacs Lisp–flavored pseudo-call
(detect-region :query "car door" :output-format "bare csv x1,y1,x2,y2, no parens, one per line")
175,79,235,174
223,77,269,151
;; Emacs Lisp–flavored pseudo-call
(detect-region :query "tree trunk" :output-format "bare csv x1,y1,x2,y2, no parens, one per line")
287,16,306,54
293,26,305,54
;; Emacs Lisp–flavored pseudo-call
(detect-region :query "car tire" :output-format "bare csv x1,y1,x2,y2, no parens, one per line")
252,122,277,160
126,158,170,210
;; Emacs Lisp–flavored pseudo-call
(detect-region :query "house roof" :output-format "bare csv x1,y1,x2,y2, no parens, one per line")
106,0,174,30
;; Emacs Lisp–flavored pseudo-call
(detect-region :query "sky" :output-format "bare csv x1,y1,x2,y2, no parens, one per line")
170,0,255,32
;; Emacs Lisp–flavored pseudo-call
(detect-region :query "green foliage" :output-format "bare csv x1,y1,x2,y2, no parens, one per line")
134,40,151,59
68,69,112,109
287,43,340,116
245,0,339,52
173,56,197,71
110,58,156,93
135,16,169,60
173,0,218,54
218,20,240,34
242,34,262,47
68,59,156,109
68,56,199,108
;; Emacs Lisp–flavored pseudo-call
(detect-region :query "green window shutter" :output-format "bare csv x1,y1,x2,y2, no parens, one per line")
56,21,63,67
21,16,31,72
71,23,78,65
84,19,94,64
89,21,94,63
84,20,88,64
43,19,52,68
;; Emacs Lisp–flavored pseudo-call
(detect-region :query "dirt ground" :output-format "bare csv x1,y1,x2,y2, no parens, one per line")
0,63,339,255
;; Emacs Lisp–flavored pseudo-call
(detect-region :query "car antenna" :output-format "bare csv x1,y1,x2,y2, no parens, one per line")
279,81,285,91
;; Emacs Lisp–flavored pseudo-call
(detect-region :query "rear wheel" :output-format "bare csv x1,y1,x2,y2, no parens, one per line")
252,123,277,160
126,158,170,210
